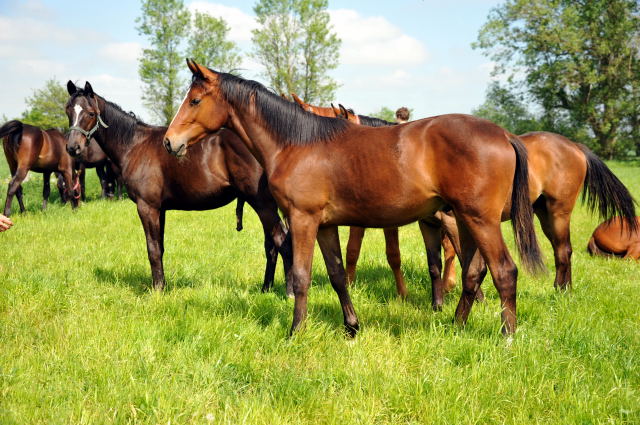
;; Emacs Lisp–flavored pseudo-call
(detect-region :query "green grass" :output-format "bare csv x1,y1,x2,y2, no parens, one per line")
1,161,639,424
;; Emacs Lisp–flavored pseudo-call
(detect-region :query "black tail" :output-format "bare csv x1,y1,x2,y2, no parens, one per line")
235,198,245,231
586,236,609,257
576,144,637,233
0,120,23,149
509,136,545,274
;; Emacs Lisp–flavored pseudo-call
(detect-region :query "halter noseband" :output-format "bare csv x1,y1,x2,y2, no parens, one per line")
69,97,109,143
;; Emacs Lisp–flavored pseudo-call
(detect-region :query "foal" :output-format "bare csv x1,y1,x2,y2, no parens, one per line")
65,81,292,292
164,60,544,335
588,217,640,259
1,120,77,216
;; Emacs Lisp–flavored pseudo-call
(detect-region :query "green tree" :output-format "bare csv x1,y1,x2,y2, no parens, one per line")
187,12,241,72
251,0,340,104
20,78,69,130
475,0,640,158
136,0,190,125
369,106,396,122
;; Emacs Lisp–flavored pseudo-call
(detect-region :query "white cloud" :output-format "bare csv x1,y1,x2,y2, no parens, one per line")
0,16,77,42
329,9,428,66
188,2,257,42
100,42,142,64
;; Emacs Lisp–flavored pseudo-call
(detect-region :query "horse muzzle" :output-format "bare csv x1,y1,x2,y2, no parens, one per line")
164,138,187,157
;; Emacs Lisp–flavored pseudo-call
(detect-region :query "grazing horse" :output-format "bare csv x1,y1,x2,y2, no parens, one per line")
65,81,292,293
1,120,78,216
333,106,637,302
73,139,120,201
164,60,544,336
292,93,410,297
587,217,640,259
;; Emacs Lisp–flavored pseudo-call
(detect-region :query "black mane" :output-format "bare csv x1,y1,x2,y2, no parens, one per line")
68,90,152,144
212,72,349,146
358,114,397,128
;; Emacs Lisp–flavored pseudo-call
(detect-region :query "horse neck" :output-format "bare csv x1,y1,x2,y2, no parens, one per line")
92,103,142,169
226,103,282,176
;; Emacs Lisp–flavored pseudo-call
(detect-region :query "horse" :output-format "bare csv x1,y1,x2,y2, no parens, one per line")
72,139,120,201
587,217,640,259
1,120,78,216
332,107,637,303
65,81,293,293
163,59,544,336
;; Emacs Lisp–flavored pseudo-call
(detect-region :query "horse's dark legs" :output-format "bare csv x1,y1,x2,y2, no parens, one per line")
42,171,51,210
534,199,572,290
454,214,516,335
419,220,446,310
95,164,109,199
441,234,457,292
61,169,78,209
345,226,365,283
383,227,407,298
55,172,66,203
235,198,245,231
317,226,359,337
4,167,28,216
78,166,86,202
136,201,166,290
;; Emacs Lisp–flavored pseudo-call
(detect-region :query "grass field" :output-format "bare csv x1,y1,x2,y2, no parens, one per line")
1,158,639,424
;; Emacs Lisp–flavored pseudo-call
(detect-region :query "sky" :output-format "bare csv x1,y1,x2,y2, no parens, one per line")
0,0,502,124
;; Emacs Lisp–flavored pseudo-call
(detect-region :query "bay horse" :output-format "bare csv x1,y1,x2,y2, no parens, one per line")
587,217,640,259
333,107,637,303
292,92,409,297
65,81,292,293
1,120,78,216
164,60,544,336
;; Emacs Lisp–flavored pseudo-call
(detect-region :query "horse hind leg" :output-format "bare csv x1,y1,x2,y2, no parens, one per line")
535,198,573,290
345,226,365,283
4,167,28,216
383,227,407,298
42,171,51,210
418,220,446,310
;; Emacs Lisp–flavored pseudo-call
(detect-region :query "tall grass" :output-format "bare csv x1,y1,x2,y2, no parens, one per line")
0,160,638,424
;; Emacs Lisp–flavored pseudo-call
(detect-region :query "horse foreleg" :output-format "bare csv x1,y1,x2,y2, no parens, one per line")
317,225,359,337
42,171,51,210
345,226,366,283
419,220,446,310
95,164,108,199
623,242,640,260
383,227,407,298
136,201,166,290
4,167,28,216
61,169,78,209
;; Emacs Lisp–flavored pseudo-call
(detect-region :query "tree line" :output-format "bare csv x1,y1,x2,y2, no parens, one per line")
8,0,640,158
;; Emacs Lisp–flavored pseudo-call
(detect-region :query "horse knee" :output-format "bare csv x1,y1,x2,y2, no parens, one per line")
491,261,518,297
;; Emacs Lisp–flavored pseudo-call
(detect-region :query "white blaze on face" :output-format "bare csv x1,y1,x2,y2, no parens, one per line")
72,104,84,126
168,90,190,128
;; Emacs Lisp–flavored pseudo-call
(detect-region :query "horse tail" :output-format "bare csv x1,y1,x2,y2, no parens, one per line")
586,236,606,257
0,120,23,149
509,136,545,274
576,144,637,233
235,198,245,231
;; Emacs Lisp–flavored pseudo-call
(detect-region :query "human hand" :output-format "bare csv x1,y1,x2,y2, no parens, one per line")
0,214,13,232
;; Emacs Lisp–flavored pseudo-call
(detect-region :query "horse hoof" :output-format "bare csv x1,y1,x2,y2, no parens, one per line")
432,302,443,312
344,321,359,338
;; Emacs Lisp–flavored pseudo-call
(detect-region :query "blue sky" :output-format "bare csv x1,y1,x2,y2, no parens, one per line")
0,0,502,123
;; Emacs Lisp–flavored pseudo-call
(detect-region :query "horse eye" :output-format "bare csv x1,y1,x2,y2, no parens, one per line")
88,112,96,117
190,98,201,106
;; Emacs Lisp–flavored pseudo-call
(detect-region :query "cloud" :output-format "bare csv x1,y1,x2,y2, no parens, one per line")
0,16,77,42
100,42,142,64
329,9,428,66
188,2,257,42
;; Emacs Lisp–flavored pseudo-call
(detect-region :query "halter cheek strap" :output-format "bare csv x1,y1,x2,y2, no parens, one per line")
69,98,109,143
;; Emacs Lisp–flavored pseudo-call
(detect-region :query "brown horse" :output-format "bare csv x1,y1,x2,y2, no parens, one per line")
334,105,637,303
438,132,637,300
587,217,640,258
65,81,292,293
164,60,544,336
1,120,78,216
291,93,409,297
72,139,121,201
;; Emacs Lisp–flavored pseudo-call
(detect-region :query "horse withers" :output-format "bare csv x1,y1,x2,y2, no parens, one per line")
163,60,544,336
1,120,78,216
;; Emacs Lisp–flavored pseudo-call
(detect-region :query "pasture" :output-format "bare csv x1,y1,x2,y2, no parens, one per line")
1,159,639,424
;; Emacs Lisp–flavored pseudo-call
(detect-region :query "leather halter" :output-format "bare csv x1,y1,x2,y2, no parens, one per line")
69,96,109,143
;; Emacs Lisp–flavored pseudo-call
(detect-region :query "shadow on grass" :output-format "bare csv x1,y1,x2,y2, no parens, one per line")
93,266,198,295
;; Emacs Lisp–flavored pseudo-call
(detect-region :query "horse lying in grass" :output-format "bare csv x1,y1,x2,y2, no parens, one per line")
1,120,78,216
333,106,637,303
65,81,292,293
164,59,544,336
588,217,640,259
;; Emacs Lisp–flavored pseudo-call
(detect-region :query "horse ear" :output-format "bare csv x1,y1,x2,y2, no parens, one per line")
291,93,305,107
186,58,200,77
188,58,214,81
339,104,349,118
67,80,77,96
331,103,341,117
84,81,94,97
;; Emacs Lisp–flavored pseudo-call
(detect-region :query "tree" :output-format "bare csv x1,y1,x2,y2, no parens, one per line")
187,12,241,72
20,78,69,130
475,0,640,158
472,82,541,135
369,106,396,122
136,0,190,125
251,0,341,104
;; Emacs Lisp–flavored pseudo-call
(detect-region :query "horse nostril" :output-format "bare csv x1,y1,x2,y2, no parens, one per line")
163,138,172,153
